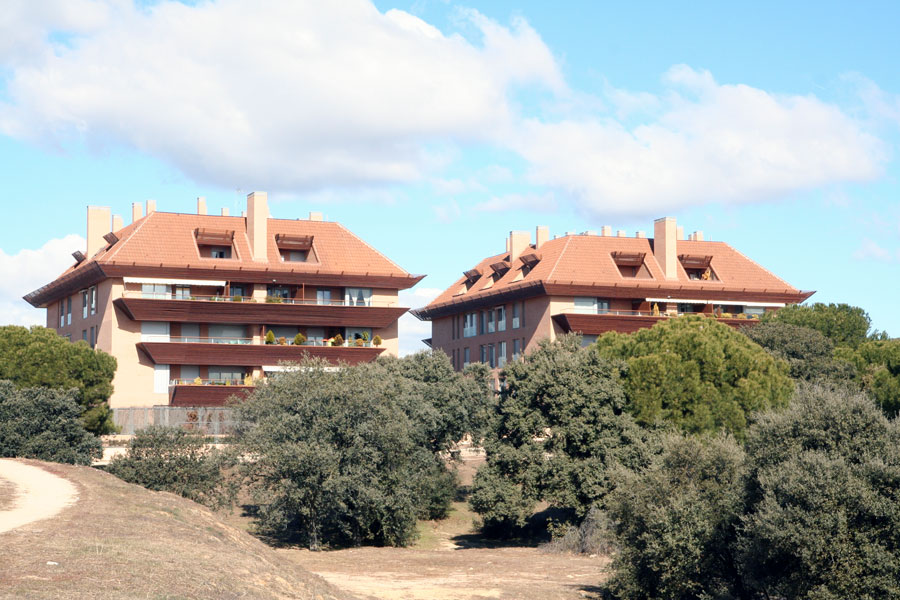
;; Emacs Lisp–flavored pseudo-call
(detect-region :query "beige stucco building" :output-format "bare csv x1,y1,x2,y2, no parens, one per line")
26,193,422,416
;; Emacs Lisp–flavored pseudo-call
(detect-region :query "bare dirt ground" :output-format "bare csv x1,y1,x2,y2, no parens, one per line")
256,455,611,600
0,460,355,600
0,477,17,512
0,459,78,534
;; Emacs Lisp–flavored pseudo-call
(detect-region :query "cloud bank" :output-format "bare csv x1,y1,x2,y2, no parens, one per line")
0,0,888,217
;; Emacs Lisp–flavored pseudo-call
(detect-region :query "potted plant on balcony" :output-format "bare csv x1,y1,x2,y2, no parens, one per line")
278,336,287,345
265,330,276,344
331,334,344,347
294,332,307,346
355,338,364,347
373,335,383,347
652,303,660,317
361,331,370,346
244,374,253,386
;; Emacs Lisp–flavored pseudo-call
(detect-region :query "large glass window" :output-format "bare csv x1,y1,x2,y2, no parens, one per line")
345,288,372,306
486,310,495,334
90,286,96,314
174,285,191,299
463,347,470,367
66,297,72,325
574,296,598,314
82,290,88,318
59,302,65,328
513,338,521,360
210,246,231,259
267,285,291,299
463,312,477,338
496,306,506,332
316,289,332,305
208,366,244,383
141,283,171,299
498,341,507,367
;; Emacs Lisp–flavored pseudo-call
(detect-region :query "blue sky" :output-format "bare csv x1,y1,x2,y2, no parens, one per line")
1,0,898,354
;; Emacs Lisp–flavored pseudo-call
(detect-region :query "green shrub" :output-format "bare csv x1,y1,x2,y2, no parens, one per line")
265,330,276,344
331,334,344,347
373,335,383,347
766,302,873,348
107,425,232,508
0,381,101,464
293,332,307,346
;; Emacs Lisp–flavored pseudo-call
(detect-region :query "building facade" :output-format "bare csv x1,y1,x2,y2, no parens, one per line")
25,193,422,412
414,217,814,370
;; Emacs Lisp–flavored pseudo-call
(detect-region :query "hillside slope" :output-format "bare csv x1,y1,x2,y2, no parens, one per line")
0,460,357,600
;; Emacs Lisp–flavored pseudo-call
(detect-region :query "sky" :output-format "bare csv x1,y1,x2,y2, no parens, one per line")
1,0,898,355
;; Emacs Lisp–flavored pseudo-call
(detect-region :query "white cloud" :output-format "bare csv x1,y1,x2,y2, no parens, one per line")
475,192,557,213
0,0,563,191
0,235,83,327
0,0,109,65
853,238,898,263
398,286,441,356
507,66,887,217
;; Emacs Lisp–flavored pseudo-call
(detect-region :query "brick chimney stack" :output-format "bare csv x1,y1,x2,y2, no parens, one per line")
535,226,549,249
197,197,207,215
132,202,143,222
247,192,268,262
654,217,678,280
86,206,111,258
508,230,530,262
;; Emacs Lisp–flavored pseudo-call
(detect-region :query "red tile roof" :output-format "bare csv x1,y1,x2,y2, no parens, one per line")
419,233,811,317
26,212,422,307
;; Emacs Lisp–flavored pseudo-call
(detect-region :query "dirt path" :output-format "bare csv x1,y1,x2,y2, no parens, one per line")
0,459,79,534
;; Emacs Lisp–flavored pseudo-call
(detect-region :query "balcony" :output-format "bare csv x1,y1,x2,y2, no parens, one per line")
168,381,254,407
114,292,408,327
552,311,760,335
138,340,385,367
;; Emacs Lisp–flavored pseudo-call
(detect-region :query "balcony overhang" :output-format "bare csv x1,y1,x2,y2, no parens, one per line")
552,313,761,336
169,384,254,407
115,297,408,327
138,341,385,367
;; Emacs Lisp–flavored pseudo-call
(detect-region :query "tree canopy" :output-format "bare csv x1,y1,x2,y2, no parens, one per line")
234,352,492,549
0,325,117,434
0,380,102,464
764,302,873,348
741,321,856,383
469,335,657,536
835,338,900,417
595,316,793,437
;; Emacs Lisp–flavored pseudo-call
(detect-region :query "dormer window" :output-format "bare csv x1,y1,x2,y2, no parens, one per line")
611,251,652,279
275,233,316,263
196,228,235,259
679,255,718,281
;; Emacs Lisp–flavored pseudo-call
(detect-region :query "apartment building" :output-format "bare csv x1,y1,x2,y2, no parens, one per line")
414,217,814,370
25,193,422,411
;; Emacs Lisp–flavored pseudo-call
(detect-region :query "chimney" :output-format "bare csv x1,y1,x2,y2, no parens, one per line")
309,211,323,221
535,225,549,249
221,207,230,216
146,199,156,214
654,217,678,280
247,191,268,262
508,230,530,263
601,225,612,237
132,202,144,222
693,230,704,241
616,230,626,237
636,231,646,238
197,197,207,215
112,215,124,232
86,206,111,258
676,225,684,240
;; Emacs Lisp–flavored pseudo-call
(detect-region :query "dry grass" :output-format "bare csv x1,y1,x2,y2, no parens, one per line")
0,460,357,600
0,477,18,511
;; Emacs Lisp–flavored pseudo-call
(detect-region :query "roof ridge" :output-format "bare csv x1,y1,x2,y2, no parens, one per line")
546,235,572,282
335,222,409,276
105,212,152,263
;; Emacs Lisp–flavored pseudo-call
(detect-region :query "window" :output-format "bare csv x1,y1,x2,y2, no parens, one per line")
512,302,520,329
90,286,96,315
208,366,245,383
463,312,477,338
306,327,325,345
498,341,507,367
82,290,88,318
481,344,495,367
174,285,191,299
345,288,372,307
316,289,332,305
210,246,231,259
267,285,291,299
598,299,610,314
230,284,246,298
66,296,72,325
496,306,506,332
486,310,495,334
141,283,170,299
463,347,470,367
744,306,766,316
82,330,87,342
59,301,65,328
89,326,95,348
678,303,699,314
153,364,169,393
574,297,597,314
513,338,521,360
280,250,308,262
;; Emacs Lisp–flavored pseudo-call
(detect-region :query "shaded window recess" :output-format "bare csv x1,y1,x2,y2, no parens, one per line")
611,251,652,279
679,255,718,281
275,233,317,263
195,228,235,259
